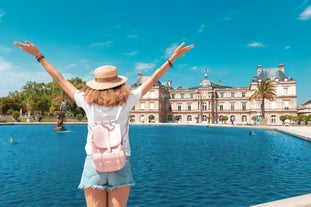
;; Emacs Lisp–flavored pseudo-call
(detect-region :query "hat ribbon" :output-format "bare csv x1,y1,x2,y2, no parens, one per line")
95,75,117,83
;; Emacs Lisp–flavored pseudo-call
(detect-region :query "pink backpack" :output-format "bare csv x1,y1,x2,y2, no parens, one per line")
91,106,126,172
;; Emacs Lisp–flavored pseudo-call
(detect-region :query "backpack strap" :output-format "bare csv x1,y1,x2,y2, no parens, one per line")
114,106,122,121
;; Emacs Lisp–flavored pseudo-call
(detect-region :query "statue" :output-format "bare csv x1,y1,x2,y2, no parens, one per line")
54,100,66,131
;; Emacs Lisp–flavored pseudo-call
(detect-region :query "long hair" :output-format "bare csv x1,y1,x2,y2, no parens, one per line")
80,84,132,107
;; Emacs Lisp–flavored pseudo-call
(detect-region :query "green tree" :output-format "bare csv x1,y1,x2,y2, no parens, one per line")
291,116,298,125
221,115,228,123
76,114,84,122
279,115,287,124
148,114,155,123
306,115,311,126
250,80,277,119
129,115,135,122
173,115,181,122
12,111,20,121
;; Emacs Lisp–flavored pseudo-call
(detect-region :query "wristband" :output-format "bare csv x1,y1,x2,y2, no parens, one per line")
36,55,45,62
167,59,173,68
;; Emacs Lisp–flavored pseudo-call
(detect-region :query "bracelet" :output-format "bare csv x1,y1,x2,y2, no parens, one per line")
167,59,173,68
36,55,45,62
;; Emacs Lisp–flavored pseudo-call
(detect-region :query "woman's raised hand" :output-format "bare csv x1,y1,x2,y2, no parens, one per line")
14,41,41,58
173,42,194,58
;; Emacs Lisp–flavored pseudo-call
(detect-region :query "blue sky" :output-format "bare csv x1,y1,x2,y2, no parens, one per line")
0,0,310,105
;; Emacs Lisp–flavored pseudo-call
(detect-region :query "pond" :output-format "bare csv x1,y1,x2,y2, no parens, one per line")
1,124,311,206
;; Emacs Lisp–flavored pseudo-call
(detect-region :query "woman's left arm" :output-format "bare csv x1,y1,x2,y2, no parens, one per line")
14,41,77,100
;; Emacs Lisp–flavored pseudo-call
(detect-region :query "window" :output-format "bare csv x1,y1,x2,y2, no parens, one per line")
188,103,191,111
168,115,172,121
242,115,247,122
220,92,224,98
168,104,172,111
242,92,246,97
231,92,235,98
242,102,247,111
284,87,288,95
171,94,175,99
284,100,289,110
187,115,192,121
231,103,235,111
230,115,235,122
219,105,224,111
190,93,193,99
140,115,145,123
271,115,276,123
181,93,184,99
178,104,182,111
202,102,207,111
140,102,145,110
202,115,207,122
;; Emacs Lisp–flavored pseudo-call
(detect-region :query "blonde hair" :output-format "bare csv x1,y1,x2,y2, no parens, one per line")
80,84,132,107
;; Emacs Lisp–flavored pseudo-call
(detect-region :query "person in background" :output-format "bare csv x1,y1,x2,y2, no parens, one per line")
14,40,194,207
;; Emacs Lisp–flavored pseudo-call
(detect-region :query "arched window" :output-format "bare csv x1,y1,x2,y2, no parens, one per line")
242,115,247,122
140,115,145,123
187,115,192,121
271,115,276,123
168,115,172,121
230,115,235,122
202,115,207,122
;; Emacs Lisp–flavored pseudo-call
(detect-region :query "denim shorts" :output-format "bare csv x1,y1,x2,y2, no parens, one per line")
78,155,135,191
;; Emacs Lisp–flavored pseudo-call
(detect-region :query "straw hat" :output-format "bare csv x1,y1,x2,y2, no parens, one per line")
86,65,127,90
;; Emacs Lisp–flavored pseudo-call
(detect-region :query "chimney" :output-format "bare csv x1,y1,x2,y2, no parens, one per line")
257,65,262,76
167,80,172,88
218,80,222,86
279,64,284,73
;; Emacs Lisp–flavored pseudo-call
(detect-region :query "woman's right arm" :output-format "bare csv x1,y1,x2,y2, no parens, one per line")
139,42,194,96
14,41,77,100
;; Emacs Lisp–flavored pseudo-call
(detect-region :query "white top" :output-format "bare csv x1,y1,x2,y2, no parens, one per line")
74,88,142,156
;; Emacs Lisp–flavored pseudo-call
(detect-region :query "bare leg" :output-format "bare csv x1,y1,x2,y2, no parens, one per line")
108,185,130,207
84,187,107,207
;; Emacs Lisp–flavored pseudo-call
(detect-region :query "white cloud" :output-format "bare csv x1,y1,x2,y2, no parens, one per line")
0,46,12,54
284,45,291,50
124,51,138,56
164,43,178,58
0,57,12,71
89,41,113,48
64,63,76,69
0,58,51,97
222,17,232,21
247,42,265,48
298,5,311,20
0,9,5,22
126,34,138,39
191,66,198,71
198,24,206,33
135,62,155,72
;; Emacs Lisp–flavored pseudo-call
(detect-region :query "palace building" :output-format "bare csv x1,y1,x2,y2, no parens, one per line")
130,64,297,125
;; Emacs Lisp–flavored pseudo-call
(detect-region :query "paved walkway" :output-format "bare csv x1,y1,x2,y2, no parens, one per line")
274,126,311,141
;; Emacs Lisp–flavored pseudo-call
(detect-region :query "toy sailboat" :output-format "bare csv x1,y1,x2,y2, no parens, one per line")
10,135,17,144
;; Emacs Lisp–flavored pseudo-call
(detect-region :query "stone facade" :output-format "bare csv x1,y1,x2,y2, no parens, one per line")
297,99,311,116
130,64,297,125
